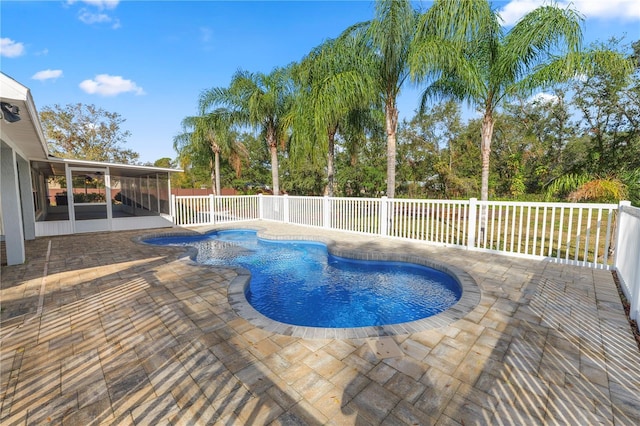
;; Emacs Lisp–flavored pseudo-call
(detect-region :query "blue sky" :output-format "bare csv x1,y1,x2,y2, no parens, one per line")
2,1,639,164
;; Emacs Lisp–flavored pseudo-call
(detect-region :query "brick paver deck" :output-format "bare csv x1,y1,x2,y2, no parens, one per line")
1,221,639,425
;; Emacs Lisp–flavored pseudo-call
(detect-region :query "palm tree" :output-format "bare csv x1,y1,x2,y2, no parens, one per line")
546,170,640,206
173,110,247,195
289,36,378,196
410,0,584,203
200,67,293,195
341,0,418,198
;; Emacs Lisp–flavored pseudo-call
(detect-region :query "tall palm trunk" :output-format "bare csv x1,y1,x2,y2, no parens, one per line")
386,101,399,198
479,111,495,238
327,126,337,197
209,136,221,196
269,145,279,195
265,127,280,196
480,111,494,202
209,157,215,194
213,150,221,196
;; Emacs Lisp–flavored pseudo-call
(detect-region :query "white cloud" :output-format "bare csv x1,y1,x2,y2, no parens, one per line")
499,0,640,26
528,92,559,105
0,38,25,58
67,0,119,10
200,27,213,43
79,74,145,96
78,10,120,29
572,0,640,20
498,0,541,26
78,10,111,24
32,69,63,81
70,0,121,28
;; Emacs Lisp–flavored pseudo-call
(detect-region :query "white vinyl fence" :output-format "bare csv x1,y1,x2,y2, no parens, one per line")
171,194,260,226
614,202,640,328
172,194,624,267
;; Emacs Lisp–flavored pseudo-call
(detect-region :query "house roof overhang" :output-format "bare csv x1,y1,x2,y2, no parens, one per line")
0,72,48,160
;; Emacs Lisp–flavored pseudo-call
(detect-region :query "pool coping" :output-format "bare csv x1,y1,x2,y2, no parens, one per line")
136,226,482,339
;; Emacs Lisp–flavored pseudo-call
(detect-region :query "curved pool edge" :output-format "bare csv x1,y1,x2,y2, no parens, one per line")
135,226,482,339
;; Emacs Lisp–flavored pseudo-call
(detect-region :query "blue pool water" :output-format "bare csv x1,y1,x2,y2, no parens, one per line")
145,230,461,328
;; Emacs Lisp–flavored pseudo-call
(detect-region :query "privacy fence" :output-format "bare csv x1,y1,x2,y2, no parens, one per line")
171,194,639,327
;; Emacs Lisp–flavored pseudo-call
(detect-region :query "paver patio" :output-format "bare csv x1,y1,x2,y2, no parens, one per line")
1,221,639,425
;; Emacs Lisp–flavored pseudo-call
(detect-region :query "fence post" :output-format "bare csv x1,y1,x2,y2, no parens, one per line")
258,193,264,220
379,196,388,237
209,194,216,225
614,200,631,268
283,194,290,223
633,260,640,324
467,198,477,249
170,194,176,224
323,196,330,229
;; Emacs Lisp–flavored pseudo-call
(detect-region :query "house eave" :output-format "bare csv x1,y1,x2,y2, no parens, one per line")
0,72,48,160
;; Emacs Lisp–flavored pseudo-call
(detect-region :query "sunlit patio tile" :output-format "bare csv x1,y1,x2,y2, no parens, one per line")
1,224,638,425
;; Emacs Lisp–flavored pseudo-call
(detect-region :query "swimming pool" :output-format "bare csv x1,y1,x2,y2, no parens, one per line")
145,229,462,329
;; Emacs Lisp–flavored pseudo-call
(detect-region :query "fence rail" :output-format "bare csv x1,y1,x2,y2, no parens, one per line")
388,199,469,245
172,195,259,226
473,201,617,268
172,194,624,268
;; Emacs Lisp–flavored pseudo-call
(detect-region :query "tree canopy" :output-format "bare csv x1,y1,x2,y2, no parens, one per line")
409,0,585,203
340,0,418,198
199,67,293,195
173,1,639,205
173,110,247,195
40,103,139,164
289,35,379,196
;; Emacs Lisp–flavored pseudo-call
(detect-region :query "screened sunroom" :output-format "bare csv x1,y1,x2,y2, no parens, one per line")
1,72,183,264
30,157,176,236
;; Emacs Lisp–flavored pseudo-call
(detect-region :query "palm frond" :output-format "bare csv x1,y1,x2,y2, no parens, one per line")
501,4,583,84
420,0,499,43
288,34,379,169
620,168,640,206
369,0,416,83
568,178,628,203
544,173,591,201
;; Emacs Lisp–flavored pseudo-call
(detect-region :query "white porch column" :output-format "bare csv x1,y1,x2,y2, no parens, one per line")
105,167,113,228
167,174,172,215
156,174,161,213
1,144,26,265
17,155,35,240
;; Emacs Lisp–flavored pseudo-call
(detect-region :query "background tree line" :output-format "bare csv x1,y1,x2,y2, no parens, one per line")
172,0,638,205
39,1,640,205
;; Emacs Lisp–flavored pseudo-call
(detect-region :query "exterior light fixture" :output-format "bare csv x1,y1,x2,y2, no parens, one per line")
1,102,21,123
